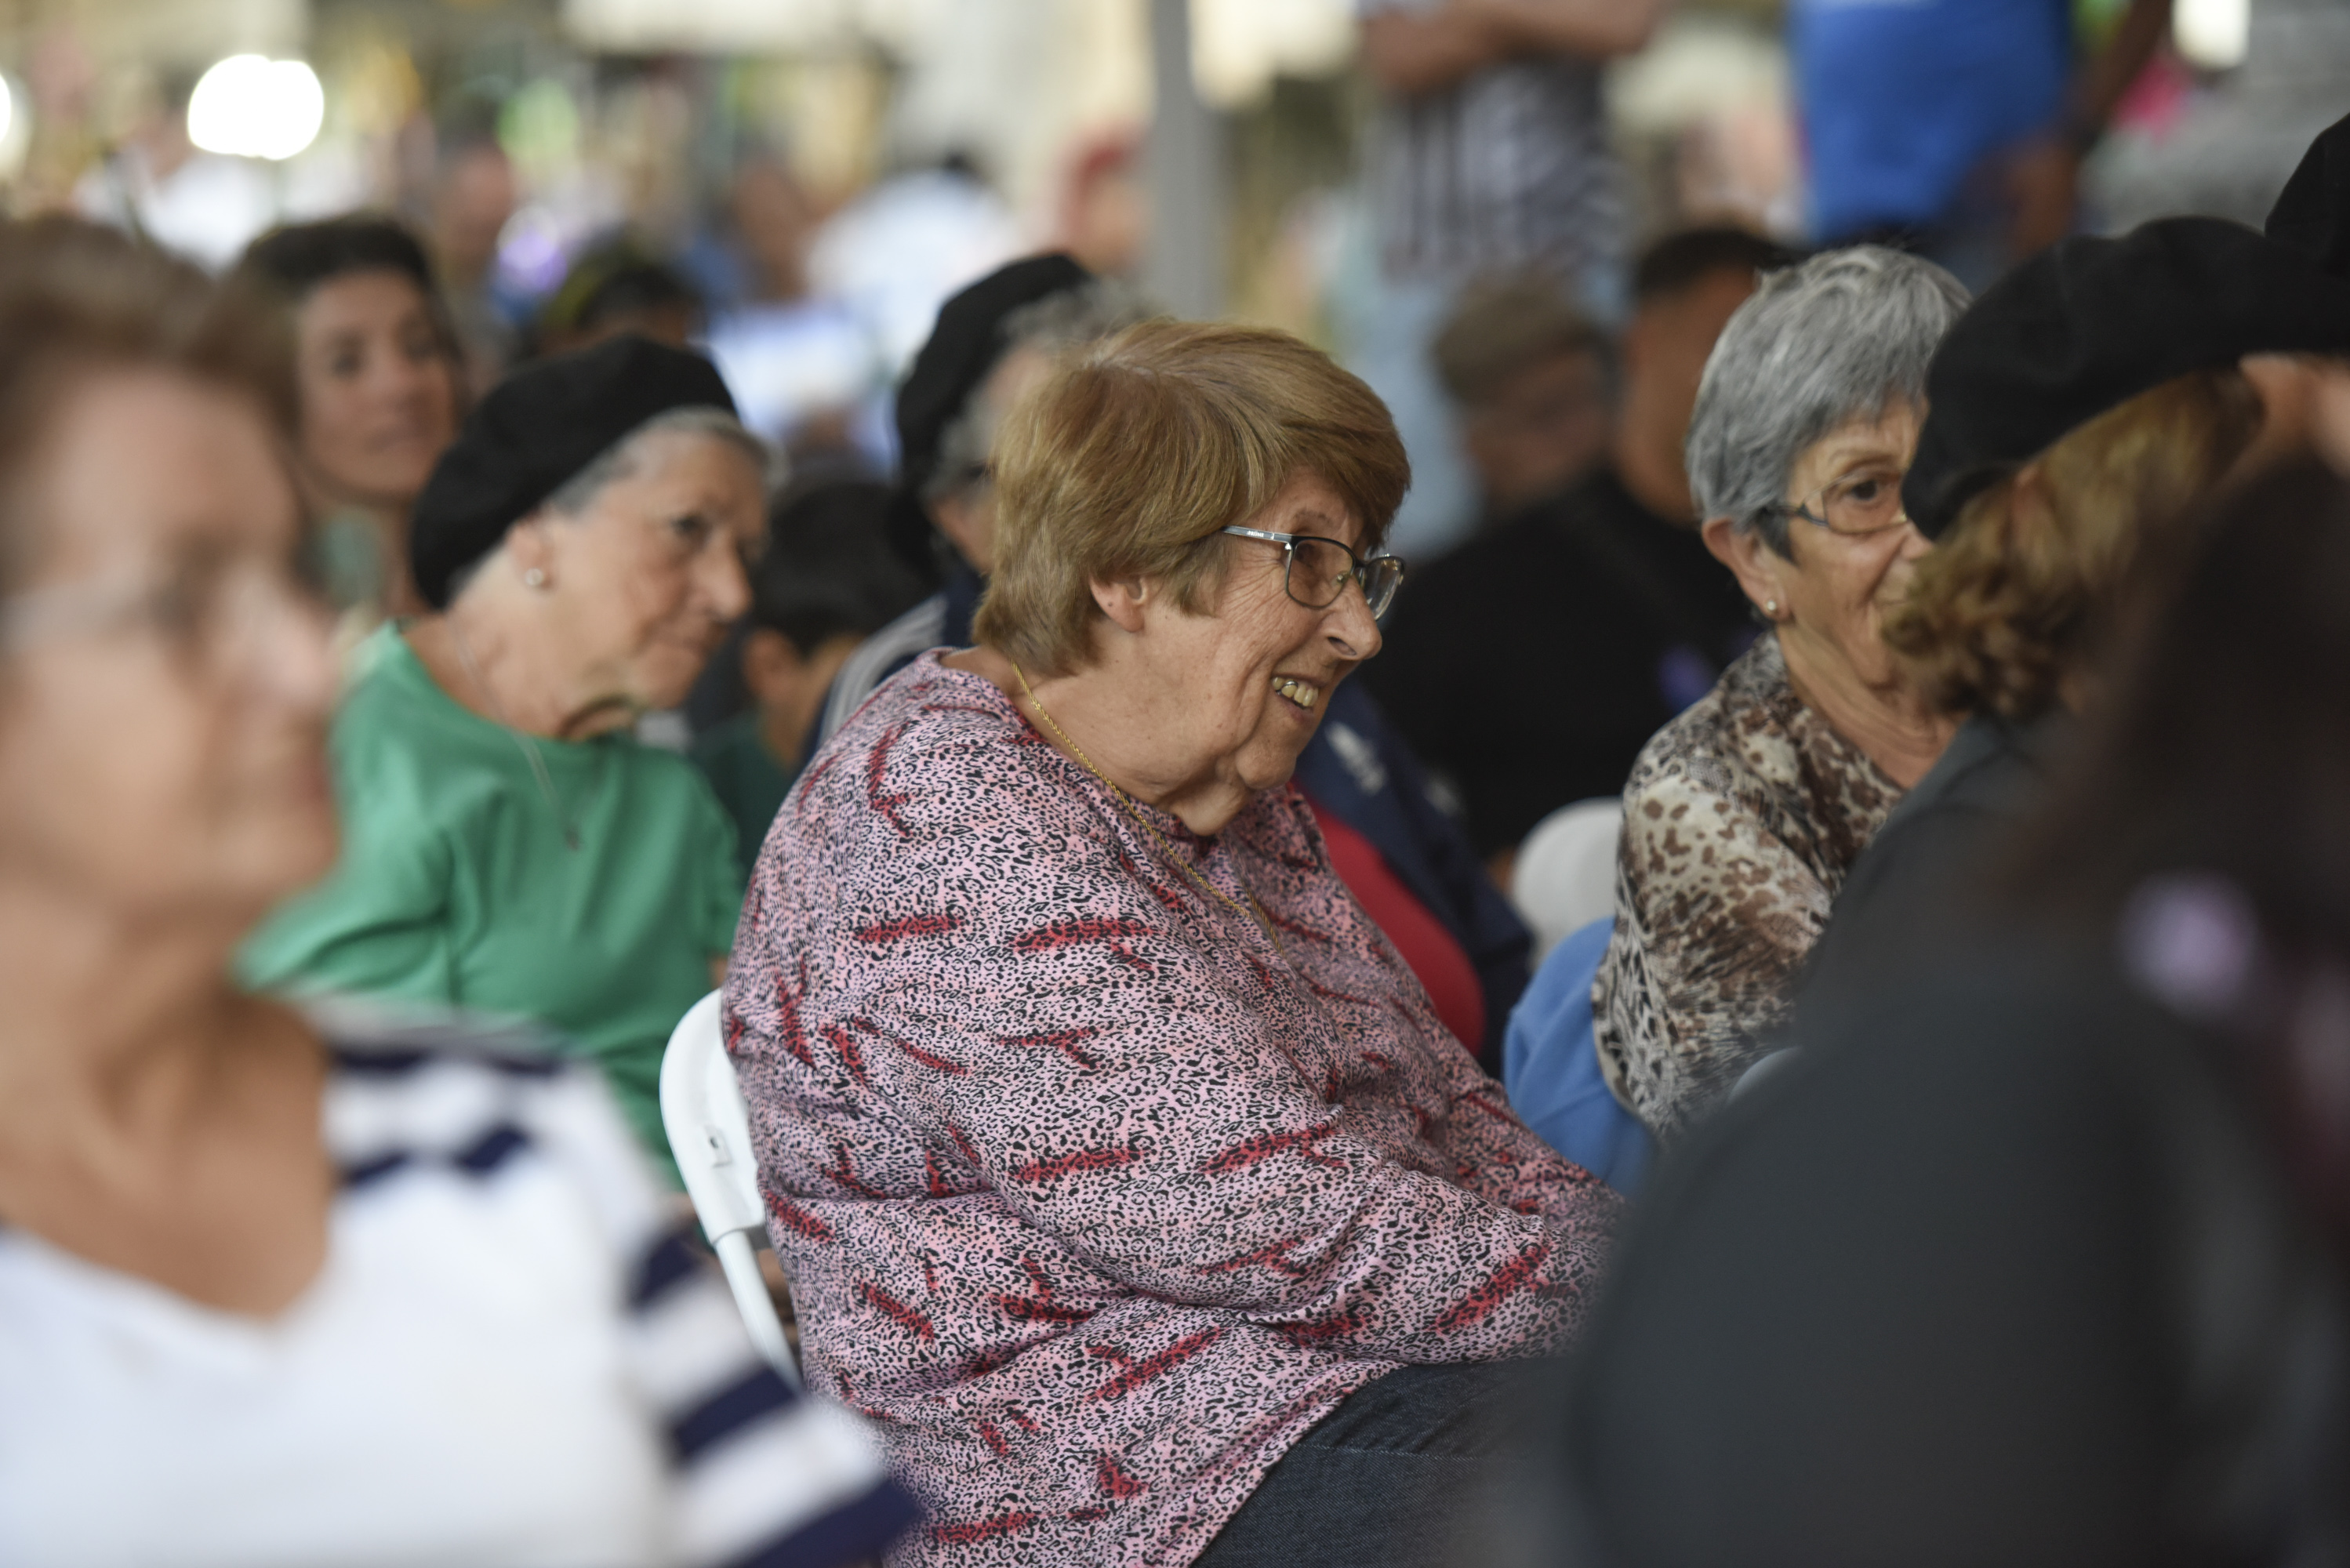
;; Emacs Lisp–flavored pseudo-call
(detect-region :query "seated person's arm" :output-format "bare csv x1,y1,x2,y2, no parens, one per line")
1596,772,1831,1138
759,868,1618,1361
528,1052,915,1563
1360,0,1670,96
1418,989,1617,1221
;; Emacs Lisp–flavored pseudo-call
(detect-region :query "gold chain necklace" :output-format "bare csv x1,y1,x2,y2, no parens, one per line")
1010,660,1286,962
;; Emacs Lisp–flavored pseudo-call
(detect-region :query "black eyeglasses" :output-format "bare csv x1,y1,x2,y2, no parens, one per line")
1220,526,1407,618
1757,464,1914,538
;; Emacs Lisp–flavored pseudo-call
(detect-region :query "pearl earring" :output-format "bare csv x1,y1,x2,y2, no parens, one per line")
1764,598,1778,618
525,568,548,590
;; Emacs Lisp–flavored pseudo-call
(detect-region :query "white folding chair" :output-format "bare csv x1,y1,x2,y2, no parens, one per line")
660,989,801,1388
1510,797,1625,962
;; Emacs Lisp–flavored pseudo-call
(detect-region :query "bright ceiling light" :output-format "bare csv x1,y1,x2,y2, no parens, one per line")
187,55,326,162
0,75,26,182
2175,0,2249,71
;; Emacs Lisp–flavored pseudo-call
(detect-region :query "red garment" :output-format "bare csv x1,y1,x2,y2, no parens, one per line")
1306,795,1485,1055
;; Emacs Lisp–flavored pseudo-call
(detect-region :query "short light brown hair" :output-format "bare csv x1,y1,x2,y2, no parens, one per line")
974,320,1409,675
0,217,293,597
1886,367,2261,722
1432,272,1607,409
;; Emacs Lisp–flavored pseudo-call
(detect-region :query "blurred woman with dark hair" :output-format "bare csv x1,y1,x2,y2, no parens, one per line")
234,216,463,621
0,216,910,1565
1506,456,2350,1568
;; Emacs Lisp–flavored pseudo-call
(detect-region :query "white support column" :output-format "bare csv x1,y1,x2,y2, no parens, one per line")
1143,0,1226,319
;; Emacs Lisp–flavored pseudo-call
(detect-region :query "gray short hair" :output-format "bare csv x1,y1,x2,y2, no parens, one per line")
546,405,780,517
1685,246,1970,555
924,278,1163,504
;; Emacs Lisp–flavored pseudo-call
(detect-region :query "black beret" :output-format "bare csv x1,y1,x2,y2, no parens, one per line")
2267,111,2350,278
1904,218,2350,539
883,252,1091,572
411,334,738,608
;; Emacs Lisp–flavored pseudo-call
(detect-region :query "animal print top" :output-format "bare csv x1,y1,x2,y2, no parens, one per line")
728,652,1621,1568
1593,634,1903,1140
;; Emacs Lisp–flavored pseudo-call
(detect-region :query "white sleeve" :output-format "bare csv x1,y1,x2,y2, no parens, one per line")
532,1065,921,1566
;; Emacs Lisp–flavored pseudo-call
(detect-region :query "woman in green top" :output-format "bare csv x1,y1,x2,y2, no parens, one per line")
243,336,768,1172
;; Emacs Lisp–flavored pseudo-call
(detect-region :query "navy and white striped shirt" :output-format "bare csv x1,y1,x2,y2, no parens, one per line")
0,1012,917,1567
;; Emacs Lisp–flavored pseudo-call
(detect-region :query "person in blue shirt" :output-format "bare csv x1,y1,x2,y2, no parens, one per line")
1790,0,2170,284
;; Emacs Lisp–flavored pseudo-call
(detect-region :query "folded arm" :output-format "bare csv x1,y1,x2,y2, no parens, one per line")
1360,0,1669,96
1596,772,1830,1137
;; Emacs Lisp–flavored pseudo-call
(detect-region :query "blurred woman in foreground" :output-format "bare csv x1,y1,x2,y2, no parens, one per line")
0,218,912,1565
234,216,462,622
1514,459,2350,1566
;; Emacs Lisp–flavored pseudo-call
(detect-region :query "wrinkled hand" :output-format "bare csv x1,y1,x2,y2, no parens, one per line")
2003,135,2080,261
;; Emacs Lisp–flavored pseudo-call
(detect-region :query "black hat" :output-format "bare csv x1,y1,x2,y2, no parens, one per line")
1904,218,2350,539
2267,112,2350,278
411,335,737,608
884,252,1091,572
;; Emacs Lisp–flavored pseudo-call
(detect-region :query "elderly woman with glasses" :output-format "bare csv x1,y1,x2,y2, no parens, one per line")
1592,247,1970,1141
728,320,1620,1568
1793,220,2330,1019
0,218,910,1566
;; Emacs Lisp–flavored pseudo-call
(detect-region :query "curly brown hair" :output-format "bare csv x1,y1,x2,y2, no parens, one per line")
1885,367,2261,722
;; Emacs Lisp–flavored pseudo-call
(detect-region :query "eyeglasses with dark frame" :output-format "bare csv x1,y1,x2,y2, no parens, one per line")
1219,525,1407,619
1757,463,1914,539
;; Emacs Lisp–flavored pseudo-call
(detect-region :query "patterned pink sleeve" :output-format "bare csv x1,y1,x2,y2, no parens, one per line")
832,867,1598,1363
1413,1011,1618,1229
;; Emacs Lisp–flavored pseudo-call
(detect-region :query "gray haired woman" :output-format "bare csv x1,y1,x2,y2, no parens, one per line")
242,336,770,1178
1593,247,1969,1138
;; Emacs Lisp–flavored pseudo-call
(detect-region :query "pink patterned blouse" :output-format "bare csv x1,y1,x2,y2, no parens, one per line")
727,653,1621,1567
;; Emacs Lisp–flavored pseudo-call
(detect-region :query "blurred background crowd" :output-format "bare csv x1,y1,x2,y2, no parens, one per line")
2,0,2336,557
11,0,2350,1563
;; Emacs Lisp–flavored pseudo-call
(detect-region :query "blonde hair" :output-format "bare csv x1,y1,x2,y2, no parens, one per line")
973,320,1409,676
1887,367,2262,721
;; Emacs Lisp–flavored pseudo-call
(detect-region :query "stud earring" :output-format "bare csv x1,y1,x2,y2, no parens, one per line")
1764,598,1779,618
524,568,548,590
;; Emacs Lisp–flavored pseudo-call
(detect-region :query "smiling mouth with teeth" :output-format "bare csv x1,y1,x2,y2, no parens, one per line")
1273,676,1320,710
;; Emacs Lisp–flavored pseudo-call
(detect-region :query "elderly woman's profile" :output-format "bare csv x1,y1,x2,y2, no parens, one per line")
242,335,766,1173
1593,246,1970,1138
729,320,1621,1567
1796,219,2334,1011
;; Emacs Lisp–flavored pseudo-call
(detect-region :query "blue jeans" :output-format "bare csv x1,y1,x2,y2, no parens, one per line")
1193,1361,1544,1566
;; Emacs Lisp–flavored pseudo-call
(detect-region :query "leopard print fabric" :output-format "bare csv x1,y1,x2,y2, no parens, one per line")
727,653,1621,1568
1593,634,1902,1140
